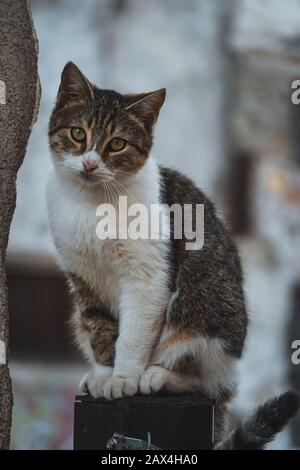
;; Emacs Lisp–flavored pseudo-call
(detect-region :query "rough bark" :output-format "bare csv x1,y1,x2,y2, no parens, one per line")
0,0,40,449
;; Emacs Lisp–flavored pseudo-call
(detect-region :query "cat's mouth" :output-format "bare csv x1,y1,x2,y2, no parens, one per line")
79,171,100,183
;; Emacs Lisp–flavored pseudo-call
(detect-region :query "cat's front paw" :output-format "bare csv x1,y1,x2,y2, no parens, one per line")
80,365,113,398
139,365,168,394
103,375,139,400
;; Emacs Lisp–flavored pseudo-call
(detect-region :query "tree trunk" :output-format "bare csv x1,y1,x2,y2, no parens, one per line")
0,0,40,449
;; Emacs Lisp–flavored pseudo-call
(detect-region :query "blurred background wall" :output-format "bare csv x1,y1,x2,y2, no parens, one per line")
6,0,300,449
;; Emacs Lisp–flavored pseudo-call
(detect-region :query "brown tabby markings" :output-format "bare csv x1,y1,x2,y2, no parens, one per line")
158,329,196,350
50,130,76,155
105,151,147,173
68,274,118,366
49,63,165,176
85,121,96,151
127,112,147,132
82,313,117,367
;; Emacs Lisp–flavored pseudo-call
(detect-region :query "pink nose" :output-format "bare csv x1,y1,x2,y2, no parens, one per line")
83,160,98,173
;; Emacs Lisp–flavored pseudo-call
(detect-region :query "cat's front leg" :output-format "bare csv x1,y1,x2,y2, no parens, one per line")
76,308,118,397
68,273,118,398
80,364,113,397
103,276,168,400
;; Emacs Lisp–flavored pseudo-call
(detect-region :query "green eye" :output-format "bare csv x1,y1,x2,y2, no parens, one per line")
71,127,86,143
109,137,126,152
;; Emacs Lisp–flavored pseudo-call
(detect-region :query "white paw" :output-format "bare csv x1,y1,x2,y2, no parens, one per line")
103,375,140,400
139,365,168,394
79,371,91,393
80,365,113,398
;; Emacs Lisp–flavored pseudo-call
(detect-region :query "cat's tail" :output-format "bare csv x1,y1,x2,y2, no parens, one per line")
215,390,300,450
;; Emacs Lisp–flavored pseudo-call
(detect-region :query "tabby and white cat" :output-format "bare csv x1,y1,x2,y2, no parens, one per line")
47,63,297,446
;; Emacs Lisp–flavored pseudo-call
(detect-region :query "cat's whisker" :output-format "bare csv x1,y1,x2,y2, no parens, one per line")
110,176,140,205
114,170,134,181
107,179,122,206
105,181,116,205
103,177,117,205
109,179,133,205
102,180,108,202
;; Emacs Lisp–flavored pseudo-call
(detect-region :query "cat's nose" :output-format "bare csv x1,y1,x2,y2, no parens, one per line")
83,160,98,173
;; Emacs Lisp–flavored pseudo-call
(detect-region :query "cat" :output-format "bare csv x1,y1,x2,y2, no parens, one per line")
47,62,298,447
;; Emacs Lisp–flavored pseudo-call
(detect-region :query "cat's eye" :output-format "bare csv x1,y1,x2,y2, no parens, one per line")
108,137,126,152
71,127,86,143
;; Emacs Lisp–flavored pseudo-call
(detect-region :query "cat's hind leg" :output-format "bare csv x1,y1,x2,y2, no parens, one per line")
139,365,202,394
142,327,238,401
141,328,237,443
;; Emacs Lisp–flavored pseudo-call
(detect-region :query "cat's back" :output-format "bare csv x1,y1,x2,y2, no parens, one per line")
159,166,210,207
159,165,232,249
159,165,244,292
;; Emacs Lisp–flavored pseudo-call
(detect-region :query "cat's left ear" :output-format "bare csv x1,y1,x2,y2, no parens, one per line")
124,89,166,129
56,62,94,107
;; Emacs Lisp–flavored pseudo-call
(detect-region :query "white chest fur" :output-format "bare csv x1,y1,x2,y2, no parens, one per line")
47,158,171,317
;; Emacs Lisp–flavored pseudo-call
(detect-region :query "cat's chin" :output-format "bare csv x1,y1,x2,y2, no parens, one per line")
78,172,103,186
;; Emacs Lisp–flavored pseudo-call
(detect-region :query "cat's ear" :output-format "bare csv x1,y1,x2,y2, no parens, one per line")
124,89,166,129
56,62,94,107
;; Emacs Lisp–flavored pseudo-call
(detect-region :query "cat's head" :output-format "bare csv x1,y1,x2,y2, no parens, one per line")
49,62,165,187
